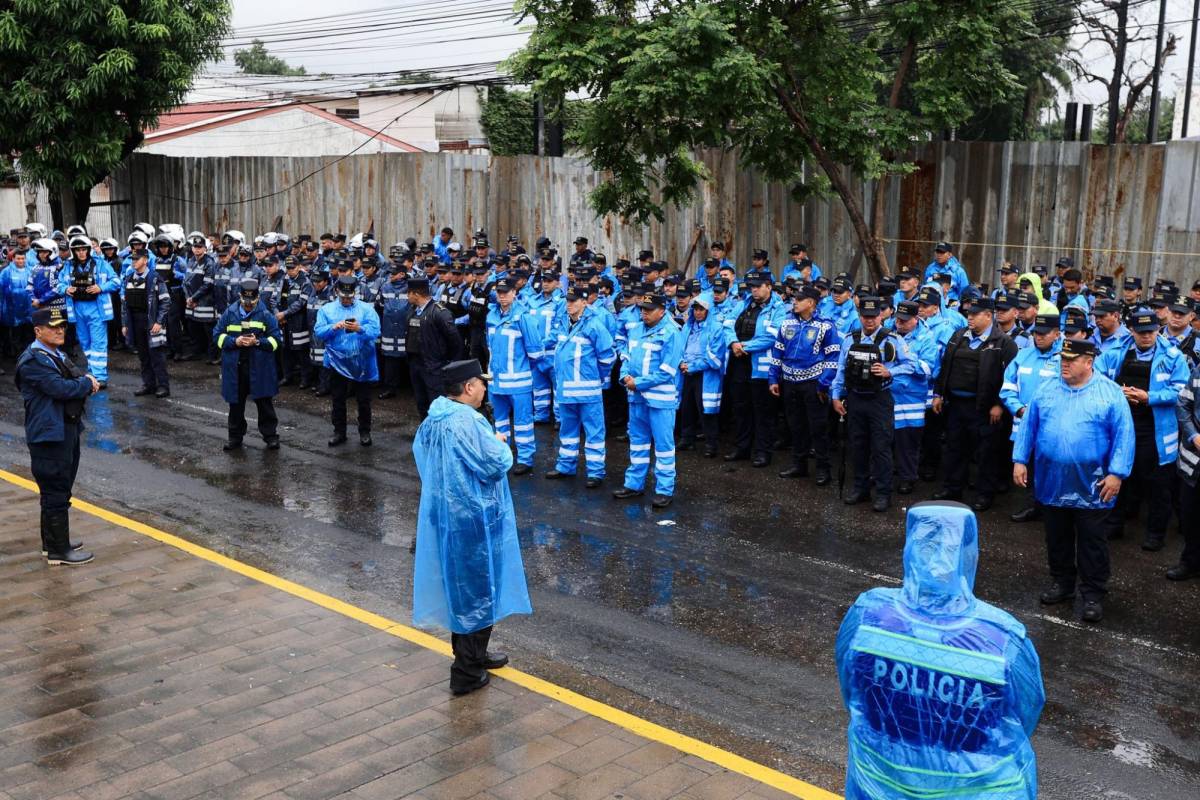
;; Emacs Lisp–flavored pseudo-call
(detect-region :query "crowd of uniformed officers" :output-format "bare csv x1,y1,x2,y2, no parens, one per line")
6,223,1200,620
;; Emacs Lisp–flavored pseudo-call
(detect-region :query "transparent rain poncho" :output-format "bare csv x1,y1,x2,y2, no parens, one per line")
412,396,532,634
836,502,1045,799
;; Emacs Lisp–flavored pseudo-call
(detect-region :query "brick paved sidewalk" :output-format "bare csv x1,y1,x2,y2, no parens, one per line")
0,483,802,800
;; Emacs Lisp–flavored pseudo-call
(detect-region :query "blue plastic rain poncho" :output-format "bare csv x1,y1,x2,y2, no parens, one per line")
314,297,381,382
412,396,532,633
836,502,1045,800
1013,371,1135,508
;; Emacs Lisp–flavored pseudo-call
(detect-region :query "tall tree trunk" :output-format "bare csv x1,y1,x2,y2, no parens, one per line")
52,185,92,231
1108,0,1129,144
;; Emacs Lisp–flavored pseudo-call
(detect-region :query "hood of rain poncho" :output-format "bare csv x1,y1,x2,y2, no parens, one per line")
412,396,532,634
900,501,978,616
835,502,1046,800
1018,271,1060,315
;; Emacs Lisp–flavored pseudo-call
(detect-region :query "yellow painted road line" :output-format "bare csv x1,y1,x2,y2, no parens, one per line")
0,467,841,800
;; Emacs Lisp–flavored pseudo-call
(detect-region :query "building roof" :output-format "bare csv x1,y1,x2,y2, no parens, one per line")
144,102,425,152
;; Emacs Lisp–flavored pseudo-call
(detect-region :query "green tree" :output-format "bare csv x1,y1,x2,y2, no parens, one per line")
508,0,1029,279
0,0,231,227
480,86,535,155
233,38,306,76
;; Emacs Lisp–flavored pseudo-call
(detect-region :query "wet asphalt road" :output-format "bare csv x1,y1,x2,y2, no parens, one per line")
1,349,1198,799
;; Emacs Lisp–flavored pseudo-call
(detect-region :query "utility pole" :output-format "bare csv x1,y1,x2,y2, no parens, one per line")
1184,0,1200,137
1147,0,1168,142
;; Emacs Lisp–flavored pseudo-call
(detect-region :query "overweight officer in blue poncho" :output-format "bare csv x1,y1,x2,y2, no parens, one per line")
413,359,532,696
836,501,1045,800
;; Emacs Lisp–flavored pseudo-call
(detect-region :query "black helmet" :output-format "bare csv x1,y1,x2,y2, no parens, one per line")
152,234,173,251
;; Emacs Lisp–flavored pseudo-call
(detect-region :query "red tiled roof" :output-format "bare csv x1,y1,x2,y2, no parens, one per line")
149,101,276,134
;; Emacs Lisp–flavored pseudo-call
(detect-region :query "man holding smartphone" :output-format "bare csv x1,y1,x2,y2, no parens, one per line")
314,274,381,446
213,279,282,451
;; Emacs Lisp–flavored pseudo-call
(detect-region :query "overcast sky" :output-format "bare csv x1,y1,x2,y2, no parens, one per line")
225,0,1200,116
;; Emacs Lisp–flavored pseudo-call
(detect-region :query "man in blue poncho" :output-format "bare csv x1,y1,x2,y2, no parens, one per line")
836,501,1045,800
413,359,532,695
314,275,381,447
1014,337,1135,624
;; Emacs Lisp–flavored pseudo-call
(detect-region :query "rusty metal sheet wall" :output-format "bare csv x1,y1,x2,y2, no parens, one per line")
112,142,1200,287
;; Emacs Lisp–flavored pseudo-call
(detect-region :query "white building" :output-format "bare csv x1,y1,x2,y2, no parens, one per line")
355,84,487,153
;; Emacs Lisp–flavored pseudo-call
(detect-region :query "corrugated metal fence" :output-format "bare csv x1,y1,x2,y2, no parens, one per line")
110,140,1200,286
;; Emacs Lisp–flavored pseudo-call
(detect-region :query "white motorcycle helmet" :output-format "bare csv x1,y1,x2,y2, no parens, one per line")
262,232,279,247
68,235,91,250
158,223,184,239
127,230,150,246
349,232,364,250
65,224,88,238
32,237,56,252
26,222,49,238
223,229,246,246
133,222,156,238
99,238,119,251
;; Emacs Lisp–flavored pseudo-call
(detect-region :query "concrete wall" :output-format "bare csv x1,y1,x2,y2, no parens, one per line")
108,141,1200,287
140,108,411,158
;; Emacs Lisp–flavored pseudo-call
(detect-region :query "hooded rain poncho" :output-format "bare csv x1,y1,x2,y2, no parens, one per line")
412,396,532,634
836,502,1045,800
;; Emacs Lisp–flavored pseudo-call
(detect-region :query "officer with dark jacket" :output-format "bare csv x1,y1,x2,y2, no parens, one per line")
306,269,334,396
932,298,1019,511
181,234,215,360
213,280,282,451
121,251,171,397
405,278,464,418
831,297,915,512
378,265,410,399
278,256,312,387
15,307,99,565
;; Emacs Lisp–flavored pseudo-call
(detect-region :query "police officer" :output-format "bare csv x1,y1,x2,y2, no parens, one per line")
181,233,216,360
60,234,119,388
306,269,334,396
931,298,1018,512
377,260,410,399
890,300,940,494
767,284,839,482
213,280,281,451
16,307,100,565
404,278,463,419
486,277,544,474
315,275,381,447
1014,338,1134,624
1095,309,1190,550
1000,313,1062,523
546,284,617,486
831,297,914,512
923,242,969,302
1120,277,1144,324
121,250,171,398
527,269,564,423
278,256,313,387
678,293,730,458
1092,297,1132,355
612,291,683,509
725,272,786,466
147,233,188,361
1171,358,1200,581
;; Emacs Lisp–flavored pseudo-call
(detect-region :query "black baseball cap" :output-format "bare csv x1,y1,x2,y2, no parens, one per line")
1093,298,1121,315
1130,309,1160,332
639,292,667,310
565,285,591,301
1031,314,1058,334
1055,256,1074,269
712,277,731,292
796,285,821,302
934,241,952,253
967,297,995,313
494,278,515,293
831,277,852,293
789,243,807,254
442,359,489,384
752,249,768,261
1060,338,1097,358
1123,277,1143,290
31,307,68,327
895,300,919,320
917,286,941,306
858,296,883,317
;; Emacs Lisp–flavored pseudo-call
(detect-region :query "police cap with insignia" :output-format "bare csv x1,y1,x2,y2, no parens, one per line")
796,284,821,302
745,271,773,287
1093,298,1120,315
814,276,831,290
895,300,919,319
311,269,330,283
494,277,515,293
638,249,654,261
752,248,769,261
712,277,731,292
1018,290,1038,309
408,277,430,294
1060,338,1097,359
1170,296,1196,315
967,297,995,313
639,292,667,310
31,307,68,328
284,255,298,268
1000,264,1020,275
917,286,942,306
335,274,358,295
876,278,898,297
442,359,489,384
710,241,726,250
510,267,530,280
858,296,883,317
541,270,561,282
592,252,607,264
789,243,807,254
1030,313,1058,334
565,285,591,301
704,257,720,270
239,278,260,296
831,277,852,293
1124,276,1143,290
1055,256,1074,269
934,241,953,253
854,283,873,297
993,291,1015,310
1129,308,1160,332
675,283,693,299
1063,316,1089,335
1148,291,1175,308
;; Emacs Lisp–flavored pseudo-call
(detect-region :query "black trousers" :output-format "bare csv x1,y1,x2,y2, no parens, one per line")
1043,505,1110,601
330,371,372,434
1178,475,1200,568
282,346,313,383
409,361,444,420
893,425,923,482
381,355,406,390
1107,430,1174,541
847,389,894,495
728,359,776,458
29,425,81,516
450,626,493,691
919,407,946,478
781,380,830,469
603,361,628,429
679,373,718,446
129,312,169,390
941,398,1001,498
228,359,279,442
167,289,190,355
